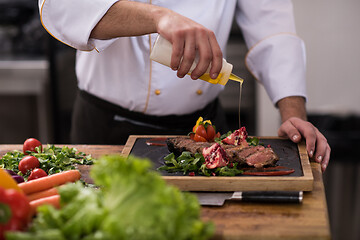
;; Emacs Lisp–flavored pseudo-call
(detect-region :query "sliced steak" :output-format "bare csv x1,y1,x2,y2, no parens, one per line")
166,136,279,168
224,145,265,165
245,148,279,168
166,137,212,156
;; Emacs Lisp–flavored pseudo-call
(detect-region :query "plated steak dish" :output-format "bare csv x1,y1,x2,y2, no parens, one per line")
167,134,279,169
159,117,286,177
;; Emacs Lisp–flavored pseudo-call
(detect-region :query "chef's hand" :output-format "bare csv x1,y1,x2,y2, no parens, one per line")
156,10,223,80
278,117,331,172
90,1,222,80
277,97,331,172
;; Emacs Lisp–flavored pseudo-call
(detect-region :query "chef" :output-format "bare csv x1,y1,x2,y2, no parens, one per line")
38,0,330,171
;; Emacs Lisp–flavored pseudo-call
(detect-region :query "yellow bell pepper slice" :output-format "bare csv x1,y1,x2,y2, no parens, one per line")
193,117,212,132
0,168,22,192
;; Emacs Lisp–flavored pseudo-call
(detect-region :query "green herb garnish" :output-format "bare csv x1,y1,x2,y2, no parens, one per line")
158,151,243,176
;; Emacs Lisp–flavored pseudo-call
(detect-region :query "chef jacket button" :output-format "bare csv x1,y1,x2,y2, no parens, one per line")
155,89,161,95
196,89,203,95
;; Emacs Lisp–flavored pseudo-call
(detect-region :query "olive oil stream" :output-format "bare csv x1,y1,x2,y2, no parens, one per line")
229,74,244,129
193,72,244,129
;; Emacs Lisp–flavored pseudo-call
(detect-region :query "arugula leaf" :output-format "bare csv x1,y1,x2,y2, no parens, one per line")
247,136,260,146
215,163,243,176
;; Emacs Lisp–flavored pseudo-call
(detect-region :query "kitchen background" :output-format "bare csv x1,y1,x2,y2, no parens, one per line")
0,0,359,239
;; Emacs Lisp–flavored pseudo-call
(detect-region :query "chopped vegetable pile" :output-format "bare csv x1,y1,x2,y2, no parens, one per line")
6,155,214,240
0,144,94,181
189,117,220,142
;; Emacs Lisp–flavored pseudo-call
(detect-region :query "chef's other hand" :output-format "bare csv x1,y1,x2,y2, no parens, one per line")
278,117,331,172
156,10,223,80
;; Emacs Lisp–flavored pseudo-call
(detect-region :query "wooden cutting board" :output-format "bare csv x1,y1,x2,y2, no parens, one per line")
122,135,314,192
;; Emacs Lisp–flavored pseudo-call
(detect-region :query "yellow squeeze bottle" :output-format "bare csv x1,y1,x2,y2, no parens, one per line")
150,35,243,86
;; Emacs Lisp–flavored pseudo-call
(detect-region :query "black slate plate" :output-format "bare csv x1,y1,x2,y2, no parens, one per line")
128,137,303,177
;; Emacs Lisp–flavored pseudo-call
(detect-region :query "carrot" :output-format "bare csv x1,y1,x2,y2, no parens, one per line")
19,170,81,195
27,187,59,201
30,195,60,216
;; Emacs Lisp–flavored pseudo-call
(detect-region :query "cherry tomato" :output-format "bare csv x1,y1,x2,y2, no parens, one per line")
190,117,220,142
206,125,216,141
18,156,40,175
28,168,47,181
23,138,42,155
189,133,195,140
195,125,208,139
193,134,207,142
192,125,197,133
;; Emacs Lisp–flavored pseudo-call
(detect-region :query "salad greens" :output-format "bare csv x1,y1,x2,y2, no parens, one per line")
158,151,243,176
7,154,214,240
0,145,94,180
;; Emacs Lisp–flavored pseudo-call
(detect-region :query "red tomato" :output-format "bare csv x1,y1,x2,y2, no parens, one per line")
195,125,208,139
2,217,24,231
23,138,42,155
189,133,195,140
192,125,197,133
193,134,207,142
2,189,31,222
28,168,47,181
206,125,216,141
18,156,40,175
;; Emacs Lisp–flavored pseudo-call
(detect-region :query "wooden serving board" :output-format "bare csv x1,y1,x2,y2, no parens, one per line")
122,135,314,192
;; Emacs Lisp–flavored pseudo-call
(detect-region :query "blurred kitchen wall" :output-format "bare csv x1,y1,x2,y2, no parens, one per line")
0,0,52,143
257,0,360,135
257,1,360,240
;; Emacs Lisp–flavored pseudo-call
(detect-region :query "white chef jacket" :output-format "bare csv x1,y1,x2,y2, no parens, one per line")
38,0,306,116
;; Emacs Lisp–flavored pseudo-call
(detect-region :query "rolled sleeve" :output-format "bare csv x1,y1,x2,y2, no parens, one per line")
246,34,307,104
39,0,118,51
236,0,307,105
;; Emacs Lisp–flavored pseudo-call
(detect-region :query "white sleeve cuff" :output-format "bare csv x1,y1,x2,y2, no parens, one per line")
245,33,307,105
39,0,118,51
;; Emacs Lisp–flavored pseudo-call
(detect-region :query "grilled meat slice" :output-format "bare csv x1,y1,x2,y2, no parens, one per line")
224,145,265,165
166,137,279,168
245,148,279,168
166,136,212,156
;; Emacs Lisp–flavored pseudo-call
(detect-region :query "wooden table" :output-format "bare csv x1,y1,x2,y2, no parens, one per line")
0,144,331,240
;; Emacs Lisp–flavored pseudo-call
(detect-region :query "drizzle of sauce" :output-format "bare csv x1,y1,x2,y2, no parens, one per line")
238,81,243,129
241,166,295,176
146,138,167,146
228,73,244,129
